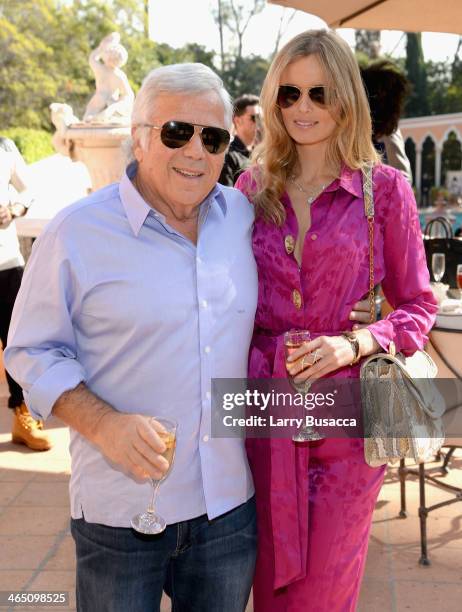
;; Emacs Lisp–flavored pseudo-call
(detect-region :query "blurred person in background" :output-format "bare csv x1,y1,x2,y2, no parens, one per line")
0,136,51,451
219,93,260,186
361,59,413,184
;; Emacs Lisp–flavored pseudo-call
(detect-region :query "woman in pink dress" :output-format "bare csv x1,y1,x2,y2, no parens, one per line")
235,30,437,611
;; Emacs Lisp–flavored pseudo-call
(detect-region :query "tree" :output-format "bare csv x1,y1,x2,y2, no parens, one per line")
0,0,218,130
216,0,226,73
212,0,265,94
404,33,430,117
272,8,297,59
355,30,381,59
222,54,270,98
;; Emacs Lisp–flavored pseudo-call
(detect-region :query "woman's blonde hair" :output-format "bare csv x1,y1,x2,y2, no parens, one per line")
251,29,379,225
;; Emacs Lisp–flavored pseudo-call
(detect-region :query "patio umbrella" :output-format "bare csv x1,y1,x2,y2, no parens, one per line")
268,0,462,35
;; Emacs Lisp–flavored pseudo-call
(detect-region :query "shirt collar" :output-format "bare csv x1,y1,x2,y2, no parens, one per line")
325,164,363,199
119,161,227,237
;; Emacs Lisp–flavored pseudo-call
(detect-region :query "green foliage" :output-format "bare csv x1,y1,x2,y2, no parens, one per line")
1,127,53,163
0,0,223,131
441,131,462,185
222,54,269,99
404,33,429,117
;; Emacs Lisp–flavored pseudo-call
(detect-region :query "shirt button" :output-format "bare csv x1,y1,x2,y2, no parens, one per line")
202,299,208,308
284,235,295,255
203,435,210,443
311,234,317,241
204,346,211,353
292,289,302,309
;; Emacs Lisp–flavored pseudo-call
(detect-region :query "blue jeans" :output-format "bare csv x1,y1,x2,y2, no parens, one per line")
70,497,257,612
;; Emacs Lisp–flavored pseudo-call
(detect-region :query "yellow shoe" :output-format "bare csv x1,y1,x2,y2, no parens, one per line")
11,403,52,451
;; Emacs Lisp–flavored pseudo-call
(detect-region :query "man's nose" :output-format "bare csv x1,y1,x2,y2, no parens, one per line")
183,131,205,159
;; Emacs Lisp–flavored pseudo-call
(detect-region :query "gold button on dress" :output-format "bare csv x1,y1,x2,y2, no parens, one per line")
284,235,295,255
292,289,302,309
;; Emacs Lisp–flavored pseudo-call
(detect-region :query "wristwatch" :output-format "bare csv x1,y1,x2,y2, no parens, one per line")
342,332,361,365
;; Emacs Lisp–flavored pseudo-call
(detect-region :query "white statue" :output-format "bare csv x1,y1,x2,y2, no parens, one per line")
49,33,133,190
50,102,80,156
83,33,134,124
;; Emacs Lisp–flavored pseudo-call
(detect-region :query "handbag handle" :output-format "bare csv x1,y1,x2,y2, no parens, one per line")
424,216,454,239
361,164,375,324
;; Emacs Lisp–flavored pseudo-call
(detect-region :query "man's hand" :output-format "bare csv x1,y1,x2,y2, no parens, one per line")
0,204,13,227
53,383,171,481
349,298,375,329
94,412,170,481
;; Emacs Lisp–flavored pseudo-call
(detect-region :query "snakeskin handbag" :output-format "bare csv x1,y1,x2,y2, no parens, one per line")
360,165,445,467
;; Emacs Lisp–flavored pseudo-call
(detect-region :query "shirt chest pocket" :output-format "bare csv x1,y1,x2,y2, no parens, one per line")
78,270,195,335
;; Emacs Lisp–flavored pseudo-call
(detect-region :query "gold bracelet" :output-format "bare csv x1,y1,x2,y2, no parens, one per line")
341,332,361,365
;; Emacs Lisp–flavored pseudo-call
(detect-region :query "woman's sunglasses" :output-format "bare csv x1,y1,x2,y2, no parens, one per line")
137,120,230,155
277,85,327,109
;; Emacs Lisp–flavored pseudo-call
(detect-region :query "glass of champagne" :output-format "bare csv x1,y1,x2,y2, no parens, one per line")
284,330,324,442
131,417,177,535
432,252,446,282
457,264,462,291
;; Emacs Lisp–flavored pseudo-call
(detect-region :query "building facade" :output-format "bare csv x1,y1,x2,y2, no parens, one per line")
400,112,462,205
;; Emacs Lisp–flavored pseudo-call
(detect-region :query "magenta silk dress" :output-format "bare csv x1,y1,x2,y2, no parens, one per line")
235,164,437,612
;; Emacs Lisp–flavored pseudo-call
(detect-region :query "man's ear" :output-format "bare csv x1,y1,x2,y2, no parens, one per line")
131,127,144,162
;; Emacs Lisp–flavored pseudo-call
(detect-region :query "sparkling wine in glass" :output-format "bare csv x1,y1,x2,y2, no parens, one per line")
432,253,446,282
131,417,177,535
457,264,462,290
284,330,324,443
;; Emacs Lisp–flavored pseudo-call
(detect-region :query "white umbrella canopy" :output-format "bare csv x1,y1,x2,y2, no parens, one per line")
268,0,462,35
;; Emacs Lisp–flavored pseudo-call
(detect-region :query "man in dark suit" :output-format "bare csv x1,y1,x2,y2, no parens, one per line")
219,94,260,186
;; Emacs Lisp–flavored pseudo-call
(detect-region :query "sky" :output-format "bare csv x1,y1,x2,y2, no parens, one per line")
149,0,461,64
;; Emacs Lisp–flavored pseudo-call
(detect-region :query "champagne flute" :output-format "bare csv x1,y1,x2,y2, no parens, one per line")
457,264,462,290
432,253,446,282
284,330,324,442
131,417,177,535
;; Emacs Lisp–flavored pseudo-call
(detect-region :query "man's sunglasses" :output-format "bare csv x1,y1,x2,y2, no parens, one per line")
277,85,327,109
138,120,230,155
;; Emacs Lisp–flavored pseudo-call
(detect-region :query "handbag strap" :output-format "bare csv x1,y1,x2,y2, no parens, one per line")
361,164,375,323
424,216,453,239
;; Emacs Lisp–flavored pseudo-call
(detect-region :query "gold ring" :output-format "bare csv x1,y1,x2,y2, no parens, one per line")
312,349,321,364
301,355,308,371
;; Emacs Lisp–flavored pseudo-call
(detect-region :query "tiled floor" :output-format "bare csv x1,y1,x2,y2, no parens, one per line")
0,374,461,611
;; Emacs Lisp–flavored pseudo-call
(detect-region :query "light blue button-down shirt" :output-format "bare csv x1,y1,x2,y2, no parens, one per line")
5,164,257,527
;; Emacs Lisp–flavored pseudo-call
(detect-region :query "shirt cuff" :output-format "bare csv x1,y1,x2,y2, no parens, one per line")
25,360,86,421
367,319,395,353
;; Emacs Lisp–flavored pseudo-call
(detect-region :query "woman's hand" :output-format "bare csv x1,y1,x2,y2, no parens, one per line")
286,329,380,381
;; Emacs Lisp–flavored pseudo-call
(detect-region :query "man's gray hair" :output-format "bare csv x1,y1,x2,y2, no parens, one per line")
131,63,233,151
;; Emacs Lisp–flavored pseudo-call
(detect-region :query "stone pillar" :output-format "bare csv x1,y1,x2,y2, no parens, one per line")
65,125,131,191
416,147,423,202
435,145,442,188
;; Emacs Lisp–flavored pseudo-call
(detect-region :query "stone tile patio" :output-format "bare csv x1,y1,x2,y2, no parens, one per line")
0,362,461,612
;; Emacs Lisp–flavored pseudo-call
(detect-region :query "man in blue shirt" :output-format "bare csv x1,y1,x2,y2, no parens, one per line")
5,63,258,611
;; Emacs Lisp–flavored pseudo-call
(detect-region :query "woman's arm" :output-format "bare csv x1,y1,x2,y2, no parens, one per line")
287,168,437,380
366,168,437,356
